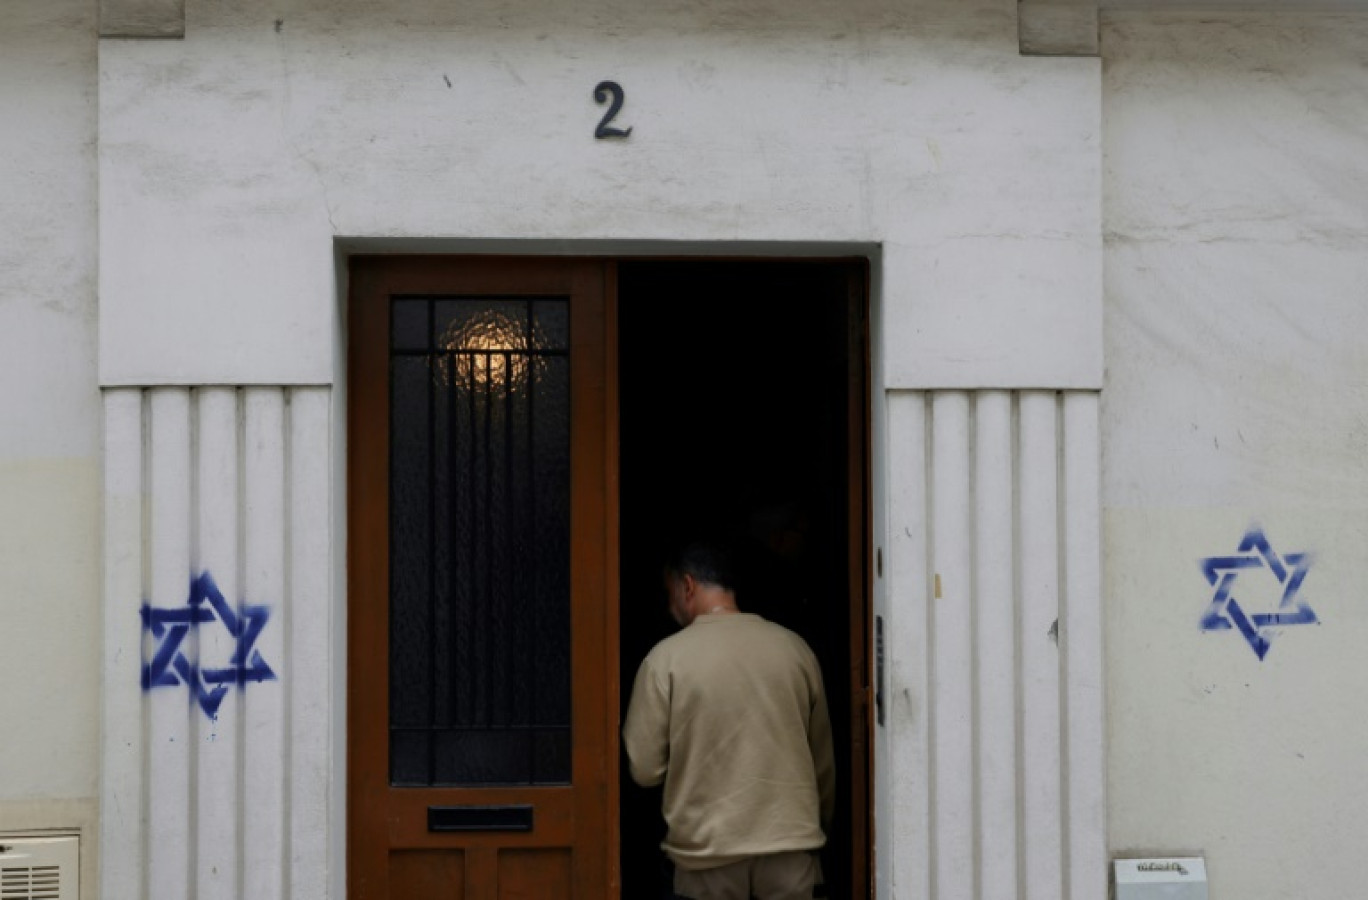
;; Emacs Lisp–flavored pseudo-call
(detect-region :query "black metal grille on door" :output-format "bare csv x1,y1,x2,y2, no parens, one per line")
388,296,571,787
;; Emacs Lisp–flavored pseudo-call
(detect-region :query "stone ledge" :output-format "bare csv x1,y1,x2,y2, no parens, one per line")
99,0,184,38
1020,0,1099,56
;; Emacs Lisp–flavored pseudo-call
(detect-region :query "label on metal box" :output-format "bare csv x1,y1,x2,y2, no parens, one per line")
1114,858,1208,900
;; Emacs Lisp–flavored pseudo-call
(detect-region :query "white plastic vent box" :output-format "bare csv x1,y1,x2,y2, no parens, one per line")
1114,857,1208,900
0,835,79,900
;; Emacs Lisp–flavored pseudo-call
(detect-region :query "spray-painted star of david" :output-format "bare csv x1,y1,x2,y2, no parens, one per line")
1199,526,1317,660
141,571,276,718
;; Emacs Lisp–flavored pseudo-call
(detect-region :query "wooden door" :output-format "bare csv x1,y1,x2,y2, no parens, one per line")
348,257,618,899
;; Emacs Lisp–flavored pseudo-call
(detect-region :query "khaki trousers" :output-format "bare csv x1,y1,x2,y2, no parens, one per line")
672,851,819,900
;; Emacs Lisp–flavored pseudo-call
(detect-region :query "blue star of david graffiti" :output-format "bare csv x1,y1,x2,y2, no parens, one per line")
141,572,276,718
1199,526,1317,660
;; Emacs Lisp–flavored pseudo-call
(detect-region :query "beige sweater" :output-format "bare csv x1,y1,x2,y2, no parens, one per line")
622,612,836,870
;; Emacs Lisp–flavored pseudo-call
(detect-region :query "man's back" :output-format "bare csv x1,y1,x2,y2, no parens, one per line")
622,612,836,871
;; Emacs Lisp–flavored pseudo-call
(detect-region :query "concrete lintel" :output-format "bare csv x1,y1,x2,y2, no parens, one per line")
99,0,184,38
1019,0,1099,56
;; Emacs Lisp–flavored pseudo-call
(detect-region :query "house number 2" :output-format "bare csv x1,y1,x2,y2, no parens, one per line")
593,81,633,139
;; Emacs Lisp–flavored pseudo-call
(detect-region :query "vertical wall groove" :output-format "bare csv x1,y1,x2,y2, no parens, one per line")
196,387,241,900
244,388,287,900
282,392,295,900
101,386,332,900
930,392,973,900
887,388,1101,900
1011,392,1026,900
923,392,937,900
281,392,295,900
290,388,332,900
1018,391,1063,900
974,391,1017,900
235,390,249,900
101,389,146,900
1063,394,1105,900
141,389,152,900
1055,392,1071,896
967,396,980,900
148,388,193,900
886,391,930,900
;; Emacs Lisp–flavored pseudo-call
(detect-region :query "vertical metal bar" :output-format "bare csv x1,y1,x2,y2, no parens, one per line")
1019,390,1063,900
432,340,452,746
243,387,286,900
467,351,479,732
101,389,146,900
1063,392,1104,900
528,344,540,775
450,349,461,732
428,334,438,784
974,391,1017,900
886,391,930,900
147,387,192,900
195,387,241,900
386,342,397,780
483,352,494,728
504,346,524,780
502,350,516,753
931,391,973,900
289,386,332,900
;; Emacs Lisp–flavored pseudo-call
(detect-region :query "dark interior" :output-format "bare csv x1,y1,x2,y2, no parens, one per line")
617,259,864,899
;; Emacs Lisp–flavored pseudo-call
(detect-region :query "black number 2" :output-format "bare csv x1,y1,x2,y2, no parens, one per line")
593,81,633,139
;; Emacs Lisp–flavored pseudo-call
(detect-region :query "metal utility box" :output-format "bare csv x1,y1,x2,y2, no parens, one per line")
0,834,80,900
1113,858,1208,900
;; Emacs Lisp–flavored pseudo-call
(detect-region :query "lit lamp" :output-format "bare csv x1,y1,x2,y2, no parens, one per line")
435,306,537,390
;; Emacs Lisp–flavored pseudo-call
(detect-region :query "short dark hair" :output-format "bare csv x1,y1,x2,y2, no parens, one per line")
664,541,737,593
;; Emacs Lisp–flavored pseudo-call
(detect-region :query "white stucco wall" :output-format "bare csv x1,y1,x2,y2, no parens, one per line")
1103,12,1368,899
0,0,100,802
0,2,101,894
97,0,1101,389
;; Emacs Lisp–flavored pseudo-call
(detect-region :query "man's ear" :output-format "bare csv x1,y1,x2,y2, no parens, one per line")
679,573,697,601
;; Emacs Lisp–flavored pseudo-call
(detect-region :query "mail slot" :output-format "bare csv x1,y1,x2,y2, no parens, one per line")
428,805,534,833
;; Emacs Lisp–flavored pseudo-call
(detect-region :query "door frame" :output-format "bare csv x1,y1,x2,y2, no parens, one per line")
342,250,875,899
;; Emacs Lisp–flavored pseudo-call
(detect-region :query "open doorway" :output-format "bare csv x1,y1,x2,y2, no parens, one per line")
617,259,871,899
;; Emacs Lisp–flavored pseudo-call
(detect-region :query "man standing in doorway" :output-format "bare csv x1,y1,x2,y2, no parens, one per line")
623,542,836,900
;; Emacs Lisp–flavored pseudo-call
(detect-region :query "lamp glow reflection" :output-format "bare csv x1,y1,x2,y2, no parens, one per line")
433,305,546,389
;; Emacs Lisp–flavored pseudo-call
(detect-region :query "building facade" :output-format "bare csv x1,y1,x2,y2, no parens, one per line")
1,0,1365,897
